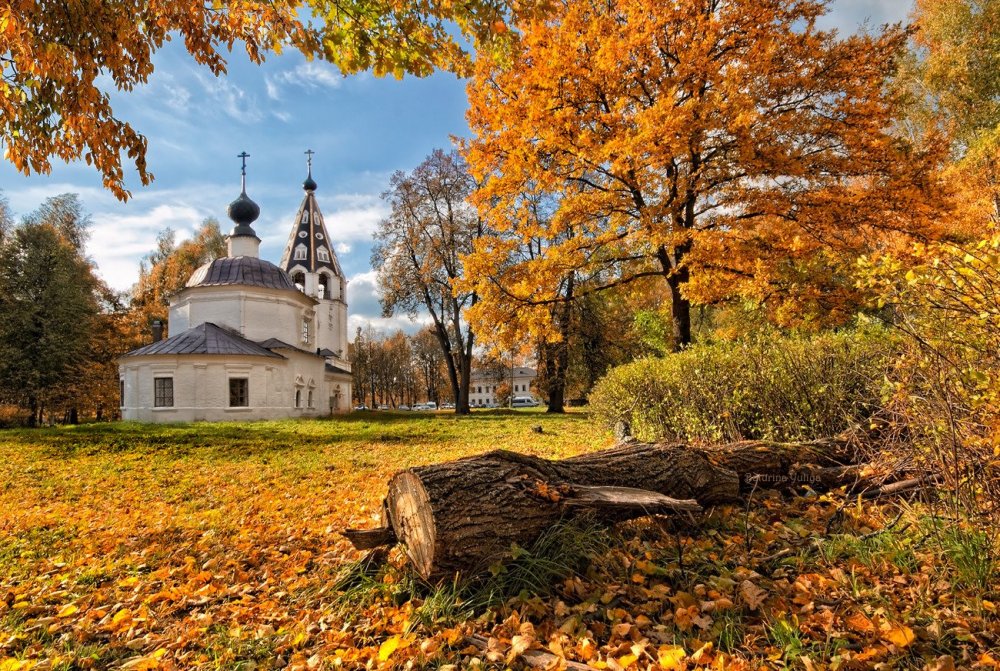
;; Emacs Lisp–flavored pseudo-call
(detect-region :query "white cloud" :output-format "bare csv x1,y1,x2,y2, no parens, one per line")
87,203,207,291
323,193,388,242
346,269,431,338
265,61,344,101
192,70,263,123
335,242,351,254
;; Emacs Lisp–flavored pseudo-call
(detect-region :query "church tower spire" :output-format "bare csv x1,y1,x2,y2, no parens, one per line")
279,150,344,290
227,151,262,258
279,150,349,362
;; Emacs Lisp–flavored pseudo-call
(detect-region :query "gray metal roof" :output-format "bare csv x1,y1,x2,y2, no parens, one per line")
256,337,303,351
122,322,284,359
326,362,352,376
186,256,299,292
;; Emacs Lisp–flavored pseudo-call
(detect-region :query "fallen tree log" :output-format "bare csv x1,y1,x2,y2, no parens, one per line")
344,438,868,581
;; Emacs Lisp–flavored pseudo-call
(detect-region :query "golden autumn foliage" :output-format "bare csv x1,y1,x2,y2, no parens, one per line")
129,219,226,334
861,235,1000,509
0,0,546,200
462,0,953,349
905,0,1000,227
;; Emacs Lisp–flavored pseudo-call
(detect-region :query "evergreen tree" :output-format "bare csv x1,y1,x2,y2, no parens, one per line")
0,215,100,426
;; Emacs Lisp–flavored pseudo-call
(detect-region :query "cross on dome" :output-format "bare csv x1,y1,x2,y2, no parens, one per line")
228,150,260,234
303,149,318,192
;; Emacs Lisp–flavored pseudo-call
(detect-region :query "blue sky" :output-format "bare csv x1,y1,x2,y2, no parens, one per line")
0,0,910,335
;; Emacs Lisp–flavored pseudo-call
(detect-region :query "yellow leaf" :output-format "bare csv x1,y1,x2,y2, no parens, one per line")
617,653,638,667
379,635,401,662
57,604,79,618
658,644,686,669
882,623,915,648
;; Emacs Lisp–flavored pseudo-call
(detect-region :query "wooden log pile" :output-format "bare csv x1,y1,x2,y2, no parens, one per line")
344,436,919,581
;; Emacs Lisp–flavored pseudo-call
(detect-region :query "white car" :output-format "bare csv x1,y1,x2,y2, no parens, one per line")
511,396,540,408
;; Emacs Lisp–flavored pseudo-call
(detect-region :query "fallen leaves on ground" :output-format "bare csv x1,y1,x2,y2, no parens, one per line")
1,413,998,669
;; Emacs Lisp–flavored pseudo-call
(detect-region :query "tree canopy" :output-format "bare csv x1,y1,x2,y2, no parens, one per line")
1,0,543,200
462,0,950,349
0,195,102,425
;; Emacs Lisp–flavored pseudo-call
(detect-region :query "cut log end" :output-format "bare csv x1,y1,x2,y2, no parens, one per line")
386,470,436,579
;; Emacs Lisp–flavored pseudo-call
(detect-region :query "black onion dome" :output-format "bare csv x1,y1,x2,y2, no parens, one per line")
303,172,318,192
227,189,260,237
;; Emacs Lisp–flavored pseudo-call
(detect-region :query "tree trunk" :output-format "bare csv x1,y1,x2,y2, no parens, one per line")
346,437,861,580
667,267,691,351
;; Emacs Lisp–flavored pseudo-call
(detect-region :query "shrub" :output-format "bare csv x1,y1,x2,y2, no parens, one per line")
861,235,1000,514
590,326,898,443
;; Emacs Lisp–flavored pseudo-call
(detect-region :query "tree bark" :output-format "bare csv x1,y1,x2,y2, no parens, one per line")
346,437,862,580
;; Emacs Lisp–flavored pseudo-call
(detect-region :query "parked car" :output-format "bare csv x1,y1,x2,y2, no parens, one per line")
353,404,368,411
511,396,540,408
440,403,455,410
412,403,428,411
425,401,438,410
397,404,410,411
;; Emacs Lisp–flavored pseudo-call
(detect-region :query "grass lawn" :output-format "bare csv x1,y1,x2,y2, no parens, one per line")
1,410,997,670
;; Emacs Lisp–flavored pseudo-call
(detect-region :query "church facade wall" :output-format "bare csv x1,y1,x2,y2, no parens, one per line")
120,352,349,423
170,287,317,347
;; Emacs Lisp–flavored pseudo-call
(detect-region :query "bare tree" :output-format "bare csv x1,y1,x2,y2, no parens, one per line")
372,149,482,414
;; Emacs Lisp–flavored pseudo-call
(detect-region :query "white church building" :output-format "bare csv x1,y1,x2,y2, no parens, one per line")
118,154,352,422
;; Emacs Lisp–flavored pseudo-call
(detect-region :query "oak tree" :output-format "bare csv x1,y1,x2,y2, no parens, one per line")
463,0,948,349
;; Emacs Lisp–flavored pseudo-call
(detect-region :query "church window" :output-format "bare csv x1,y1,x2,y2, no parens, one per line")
316,232,324,240
318,274,329,299
294,243,308,261
292,272,305,291
295,389,302,408
229,378,249,407
298,230,307,238
119,379,125,407
153,377,173,407
317,247,330,263
307,390,314,408
301,211,309,223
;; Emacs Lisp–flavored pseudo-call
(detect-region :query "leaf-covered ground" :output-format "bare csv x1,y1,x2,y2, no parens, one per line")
0,411,997,670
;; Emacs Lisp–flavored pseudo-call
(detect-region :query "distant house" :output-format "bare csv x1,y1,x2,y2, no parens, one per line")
118,158,352,421
469,367,537,407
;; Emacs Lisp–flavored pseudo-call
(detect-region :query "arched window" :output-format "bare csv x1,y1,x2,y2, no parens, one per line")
307,390,313,408
317,247,330,263
294,243,308,261
293,272,305,291
318,274,330,299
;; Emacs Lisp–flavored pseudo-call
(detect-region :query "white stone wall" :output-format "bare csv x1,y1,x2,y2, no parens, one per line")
120,352,351,422
169,287,316,346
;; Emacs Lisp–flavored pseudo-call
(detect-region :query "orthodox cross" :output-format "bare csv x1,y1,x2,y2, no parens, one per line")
305,149,314,174
238,151,250,191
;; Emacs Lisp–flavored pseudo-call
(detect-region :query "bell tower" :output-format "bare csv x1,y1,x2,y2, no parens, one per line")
279,150,349,362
